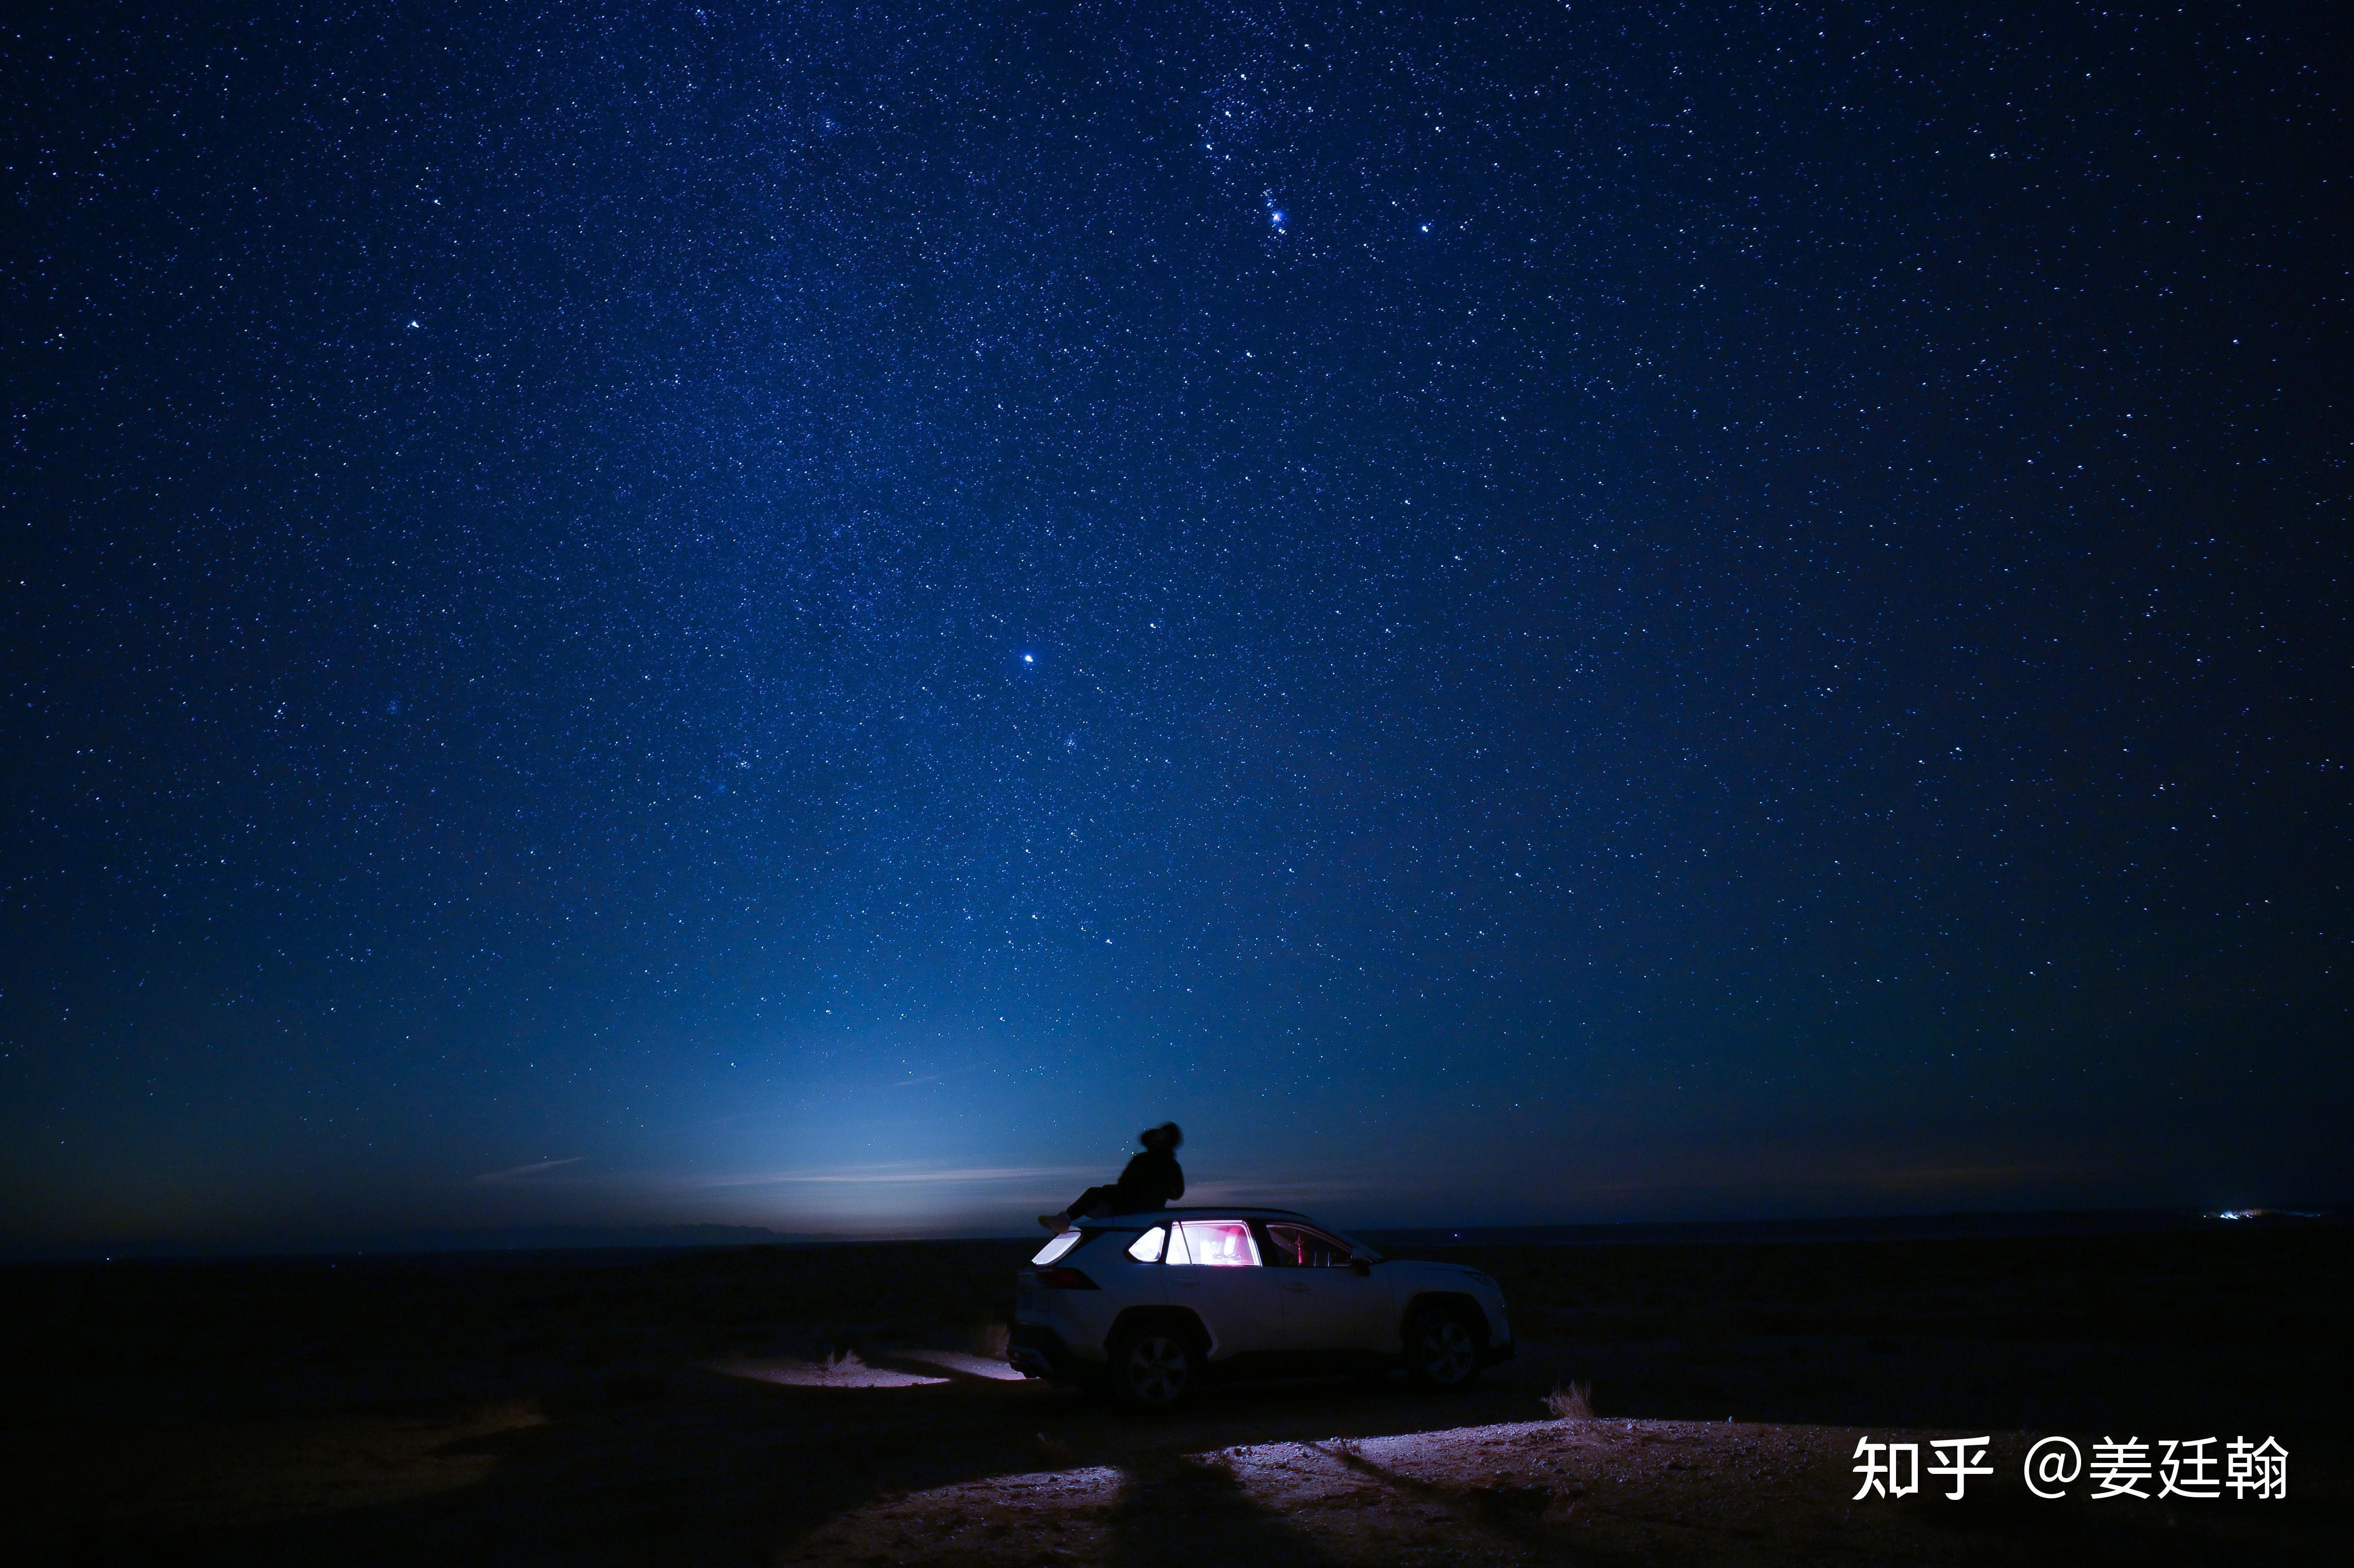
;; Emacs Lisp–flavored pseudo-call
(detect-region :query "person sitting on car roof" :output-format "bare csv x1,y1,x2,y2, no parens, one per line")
1037,1121,1184,1230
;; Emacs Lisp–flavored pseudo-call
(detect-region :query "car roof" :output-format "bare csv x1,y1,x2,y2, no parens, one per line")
1073,1207,1316,1226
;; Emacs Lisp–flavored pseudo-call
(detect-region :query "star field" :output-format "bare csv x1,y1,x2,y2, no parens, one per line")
3,3,2347,1247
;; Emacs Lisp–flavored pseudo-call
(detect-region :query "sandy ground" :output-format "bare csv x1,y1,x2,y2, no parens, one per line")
19,1343,2321,1566
8,1232,2343,1564
779,1409,2340,1567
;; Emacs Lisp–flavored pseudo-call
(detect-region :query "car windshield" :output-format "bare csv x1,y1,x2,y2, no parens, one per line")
1263,1222,1357,1268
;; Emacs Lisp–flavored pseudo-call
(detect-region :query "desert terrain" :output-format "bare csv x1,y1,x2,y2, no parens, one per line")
6,1223,2344,1564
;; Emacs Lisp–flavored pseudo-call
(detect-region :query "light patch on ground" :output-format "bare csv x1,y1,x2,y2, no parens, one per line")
890,1348,1031,1381
784,1418,1767,1565
717,1352,949,1389
777,1417,2185,1567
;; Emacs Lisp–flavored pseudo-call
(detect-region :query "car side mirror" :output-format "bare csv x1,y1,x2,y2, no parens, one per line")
1350,1251,1374,1277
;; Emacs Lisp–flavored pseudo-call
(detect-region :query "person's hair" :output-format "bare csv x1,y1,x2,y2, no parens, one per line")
1140,1120,1183,1149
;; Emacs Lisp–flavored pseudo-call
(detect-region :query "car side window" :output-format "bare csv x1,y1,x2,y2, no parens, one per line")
1264,1223,1354,1268
1127,1226,1167,1262
1169,1220,1260,1267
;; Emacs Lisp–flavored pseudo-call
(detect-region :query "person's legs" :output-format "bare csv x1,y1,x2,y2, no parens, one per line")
1039,1184,1118,1231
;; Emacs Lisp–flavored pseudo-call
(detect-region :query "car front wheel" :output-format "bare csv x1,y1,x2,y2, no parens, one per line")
1107,1324,1197,1412
1406,1306,1481,1391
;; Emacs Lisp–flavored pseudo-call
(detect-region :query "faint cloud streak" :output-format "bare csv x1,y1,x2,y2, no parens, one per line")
472,1156,586,1184
687,1164,1089,1191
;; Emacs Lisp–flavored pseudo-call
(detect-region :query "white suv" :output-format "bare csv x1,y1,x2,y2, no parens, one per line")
1008,1207,1513,1409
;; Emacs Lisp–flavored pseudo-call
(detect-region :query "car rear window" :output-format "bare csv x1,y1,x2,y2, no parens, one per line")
1030,1231,1082,1266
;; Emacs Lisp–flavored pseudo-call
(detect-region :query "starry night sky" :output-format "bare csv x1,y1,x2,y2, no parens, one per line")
5,3,2348,1250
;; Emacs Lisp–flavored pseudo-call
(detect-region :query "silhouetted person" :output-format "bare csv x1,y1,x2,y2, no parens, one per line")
1038,1122,1184,1230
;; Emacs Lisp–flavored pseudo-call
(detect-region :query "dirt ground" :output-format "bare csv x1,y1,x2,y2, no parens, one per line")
5,1226,2344,1565
783,1412,2335,1567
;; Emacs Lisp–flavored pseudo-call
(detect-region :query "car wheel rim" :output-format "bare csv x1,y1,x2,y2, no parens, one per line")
1422,1321,1474,1382
1130,1337,1186,1403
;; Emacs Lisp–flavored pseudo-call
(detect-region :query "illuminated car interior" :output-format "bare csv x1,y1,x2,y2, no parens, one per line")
1169,1220,1259,1266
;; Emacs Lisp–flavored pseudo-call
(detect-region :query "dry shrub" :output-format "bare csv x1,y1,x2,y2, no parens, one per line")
1545,1379,1594,1421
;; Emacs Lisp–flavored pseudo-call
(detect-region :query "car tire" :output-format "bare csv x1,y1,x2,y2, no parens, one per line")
1106,1323,1199,1412
1404,1305,1482,1392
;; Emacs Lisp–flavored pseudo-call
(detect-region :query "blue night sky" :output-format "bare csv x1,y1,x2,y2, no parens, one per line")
4,3,2347,1250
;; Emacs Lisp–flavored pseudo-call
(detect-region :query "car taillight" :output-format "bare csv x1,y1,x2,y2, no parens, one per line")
1036,1267,1098,1290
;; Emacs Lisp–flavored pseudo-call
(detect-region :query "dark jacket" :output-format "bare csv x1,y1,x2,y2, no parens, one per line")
1113,1147,1185,1210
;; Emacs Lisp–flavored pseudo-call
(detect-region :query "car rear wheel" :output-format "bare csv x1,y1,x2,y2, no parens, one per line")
1405,1306,1481,1391
1107,1324,1198,1412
